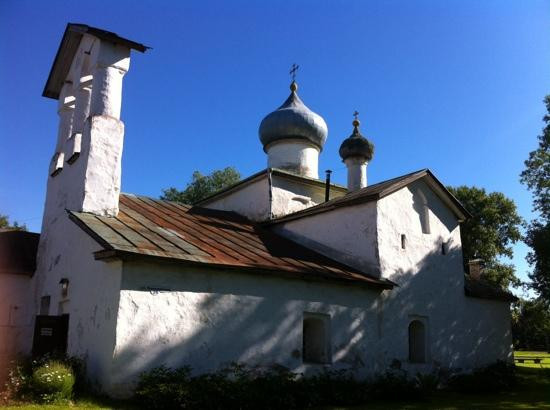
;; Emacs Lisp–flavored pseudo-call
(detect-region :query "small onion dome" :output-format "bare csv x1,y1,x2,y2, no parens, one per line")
259,81,328,152
339,117,374,161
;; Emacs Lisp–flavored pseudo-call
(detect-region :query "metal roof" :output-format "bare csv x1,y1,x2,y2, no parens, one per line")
43,23,149,100
69,194,393,289
0,231,40,276
265,169,472,225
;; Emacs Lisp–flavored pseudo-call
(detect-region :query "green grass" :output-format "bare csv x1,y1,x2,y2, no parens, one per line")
515,351,550,369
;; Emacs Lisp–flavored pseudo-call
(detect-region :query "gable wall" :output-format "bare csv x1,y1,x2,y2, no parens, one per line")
272,201,380,276
271,175,345,219
375,180,513,370
203,177,270,221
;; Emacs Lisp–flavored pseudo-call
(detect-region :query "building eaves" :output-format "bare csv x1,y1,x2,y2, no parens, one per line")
196,168,347,206
464,276,517,303
264,169,471,225
43,23,150,100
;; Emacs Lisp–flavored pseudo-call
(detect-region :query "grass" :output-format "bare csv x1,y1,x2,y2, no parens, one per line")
4,353,550,409
514,351,550,369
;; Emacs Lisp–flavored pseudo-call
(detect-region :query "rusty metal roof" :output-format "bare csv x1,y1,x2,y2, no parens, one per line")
265,169,471,225
69,194,392,288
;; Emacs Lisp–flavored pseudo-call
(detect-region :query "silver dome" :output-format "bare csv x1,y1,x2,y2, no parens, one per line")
259,82,328,152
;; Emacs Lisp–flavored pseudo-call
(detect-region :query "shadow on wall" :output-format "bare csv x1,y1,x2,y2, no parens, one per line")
106,242,512,394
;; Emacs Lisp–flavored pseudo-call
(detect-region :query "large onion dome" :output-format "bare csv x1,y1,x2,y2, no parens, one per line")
259,81,328,152
339,116,374,161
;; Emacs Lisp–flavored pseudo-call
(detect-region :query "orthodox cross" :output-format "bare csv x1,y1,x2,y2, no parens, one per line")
353,110,360,121
289,64,299,82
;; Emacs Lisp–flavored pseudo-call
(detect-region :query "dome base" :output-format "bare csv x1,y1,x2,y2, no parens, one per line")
267,140,320,179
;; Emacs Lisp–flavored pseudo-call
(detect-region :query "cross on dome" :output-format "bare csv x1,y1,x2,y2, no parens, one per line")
289,63,299,82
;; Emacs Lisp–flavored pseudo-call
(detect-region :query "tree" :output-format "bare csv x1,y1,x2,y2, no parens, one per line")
520,95,550,302
0,213,27,231
447,186,523,288
161,167,241,205
511,298,550,350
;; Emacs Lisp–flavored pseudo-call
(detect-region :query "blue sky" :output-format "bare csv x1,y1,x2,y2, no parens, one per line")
1,0,549,293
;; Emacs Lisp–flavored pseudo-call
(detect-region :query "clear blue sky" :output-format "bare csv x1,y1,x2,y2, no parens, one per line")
1,1,549,293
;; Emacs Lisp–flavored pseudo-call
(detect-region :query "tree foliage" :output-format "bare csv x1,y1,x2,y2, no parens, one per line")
520,95,550,303
161,167,241,205
447,186,523,288
0,213,27,231
520,95,550,221
511,298,550,350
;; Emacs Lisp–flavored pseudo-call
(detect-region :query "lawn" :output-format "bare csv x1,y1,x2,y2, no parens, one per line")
3,353,550,409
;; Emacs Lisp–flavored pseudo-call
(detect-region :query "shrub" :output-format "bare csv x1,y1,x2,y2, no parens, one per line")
31,360,75,403
449,361,516,394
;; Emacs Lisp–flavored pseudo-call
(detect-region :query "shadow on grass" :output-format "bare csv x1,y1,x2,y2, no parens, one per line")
323,367,550,410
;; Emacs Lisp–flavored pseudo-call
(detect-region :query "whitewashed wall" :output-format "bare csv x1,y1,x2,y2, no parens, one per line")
203,172,346,221
108,262,383,397
272,202,380,276
204,177,270,221
274,179,513,373
32,216,122,389
375,180,512,372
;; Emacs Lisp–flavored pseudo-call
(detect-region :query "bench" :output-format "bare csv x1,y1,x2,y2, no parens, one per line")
514,357,543,364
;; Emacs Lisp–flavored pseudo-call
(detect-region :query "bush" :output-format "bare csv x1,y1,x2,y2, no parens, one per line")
135,364,420,409
30,361,75,403
449,361,516,394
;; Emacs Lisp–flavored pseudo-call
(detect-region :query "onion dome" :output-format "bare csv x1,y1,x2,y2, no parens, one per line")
259,81,328,152
339,114,374,161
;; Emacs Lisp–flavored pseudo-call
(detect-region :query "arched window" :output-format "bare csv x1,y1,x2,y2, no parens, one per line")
303,314,330,364
408,320,426,363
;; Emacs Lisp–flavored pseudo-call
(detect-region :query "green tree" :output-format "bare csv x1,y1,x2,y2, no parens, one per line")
161,167,241,205
511,298,550,350
447,186,523,288
520,95,550,302
0,213,27,231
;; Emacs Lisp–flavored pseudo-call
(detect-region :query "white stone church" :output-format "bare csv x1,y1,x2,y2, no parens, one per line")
20,24,515,396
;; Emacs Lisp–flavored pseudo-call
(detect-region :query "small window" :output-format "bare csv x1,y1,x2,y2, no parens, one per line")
303,313,331,364
401,234,407,249
40,296,51,315
441,241,448,255
408,320,426,363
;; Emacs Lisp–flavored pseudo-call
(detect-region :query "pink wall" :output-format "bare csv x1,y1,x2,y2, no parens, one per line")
0,274,33,388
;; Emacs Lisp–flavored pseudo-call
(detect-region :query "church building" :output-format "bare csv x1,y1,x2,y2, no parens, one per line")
25,24,515,396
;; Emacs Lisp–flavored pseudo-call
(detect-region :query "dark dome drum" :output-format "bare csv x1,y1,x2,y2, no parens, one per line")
339,119,374,161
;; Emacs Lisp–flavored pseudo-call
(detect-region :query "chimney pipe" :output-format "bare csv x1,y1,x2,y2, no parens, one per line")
325,169,332,202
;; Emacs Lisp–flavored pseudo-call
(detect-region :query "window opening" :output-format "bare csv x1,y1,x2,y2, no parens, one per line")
303,314,330,364
40,296,51,315
408,320,426,363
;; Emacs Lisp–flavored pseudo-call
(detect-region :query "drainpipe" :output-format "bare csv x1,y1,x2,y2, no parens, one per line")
325,169,332,202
